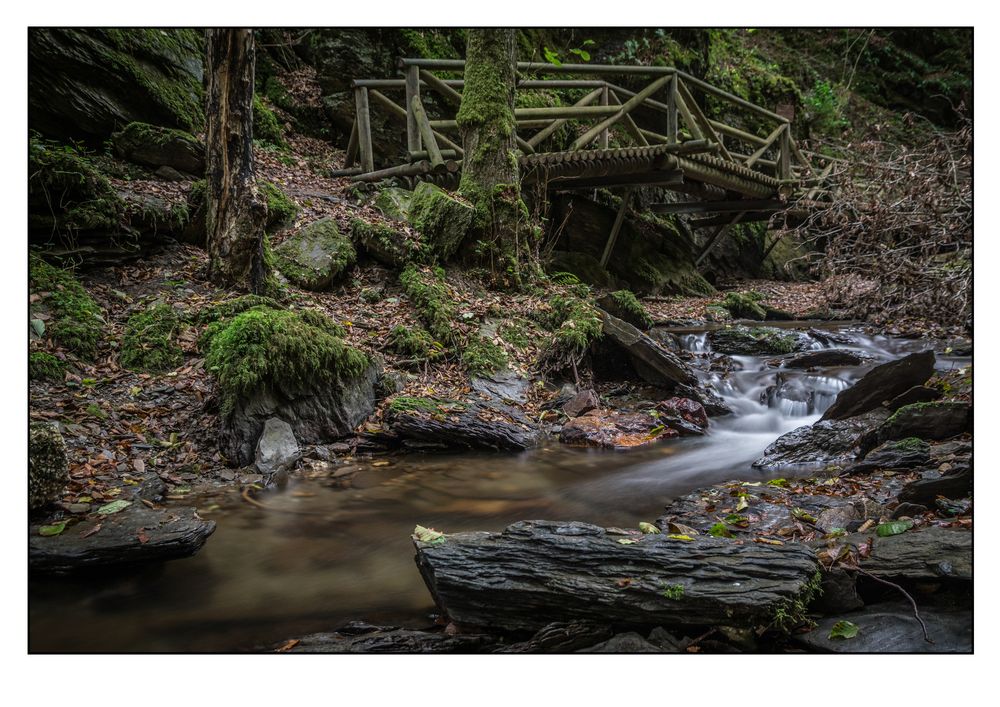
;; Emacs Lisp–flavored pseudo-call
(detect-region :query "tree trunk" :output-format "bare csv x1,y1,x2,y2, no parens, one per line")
204,29,268,292
456,29,527,286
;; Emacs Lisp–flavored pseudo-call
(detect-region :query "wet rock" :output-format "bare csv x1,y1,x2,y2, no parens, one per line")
578,632,665,653
601,311,697,388
255,418,300,480
560,410,676,449
761,372,817,416
655,397,708,431
132,475,167,502
876,401,971,444
821,350,935,421
646,627,686,652
807,328,856,346
892,502,929,519
30,505,215,573
784,349,864,369
414,519,820,632
898,465,972,504
154,165,187,181
887,385,942,411
596,293,652,330
388,399,535,451
273,218,356,291
220,359,380,468
562,389,599,418
283,623,495,653
29,423,68,511
861,526,972,580
471,370,530,405
849,438,931,473
707,326,809,356
752,409,888,471
494,622,613,653
795,601,971,653
68,503,91,514
815,505,857,533
814,569,864,614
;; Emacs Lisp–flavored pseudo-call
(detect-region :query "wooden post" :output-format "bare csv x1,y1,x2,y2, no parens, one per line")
571,73,671,151
673,80,703,141
369,89,464,156
344,120,359,168
411,95,444,168
600,84,610,149
778,125,791,181
607,91,649,147
666,75,678,144
600,187,634,268
355,86,374,174
406,65,421,153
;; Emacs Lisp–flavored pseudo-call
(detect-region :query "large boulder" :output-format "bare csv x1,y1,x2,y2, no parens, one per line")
351,217,426,269
29,423,68,511
708,326,808,356
406,182,474,261
29,28,204,140
876,401,971,444
274,218,357,290
111,122,205,174
821,350,935,421
752,409,889,471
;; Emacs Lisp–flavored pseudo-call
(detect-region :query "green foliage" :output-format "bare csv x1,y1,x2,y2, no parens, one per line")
462,336,508,376
610,290,654,328
722,291,767,320
120,304,184,373
260,181,299,232
828,620,859,640
708,522,734,538
204,307,368,414
400,29,462,60
499,319,541,349
537,293,603,361
770,571,822,632
804,80,849,134
388,324,444,362
399,265,456,344
86,402,107,419
29,352,66,382
660,583,685,600
253,93,286,146
28,255,105,359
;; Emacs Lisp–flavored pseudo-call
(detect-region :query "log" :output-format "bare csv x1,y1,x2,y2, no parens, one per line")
414,520,820,632
389,403,536,451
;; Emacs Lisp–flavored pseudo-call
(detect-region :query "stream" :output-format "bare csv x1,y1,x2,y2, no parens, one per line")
29,322,966,652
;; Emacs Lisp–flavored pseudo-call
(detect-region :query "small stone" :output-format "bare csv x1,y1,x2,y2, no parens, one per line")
562,389,599,418
255,418,300,480
68,503,91,514
892,502,928,520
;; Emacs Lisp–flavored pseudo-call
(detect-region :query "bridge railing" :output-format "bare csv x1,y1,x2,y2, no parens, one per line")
343,58,824,192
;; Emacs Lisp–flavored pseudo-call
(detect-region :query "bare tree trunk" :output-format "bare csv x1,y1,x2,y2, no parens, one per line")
457,29,528,286
204,29,268,292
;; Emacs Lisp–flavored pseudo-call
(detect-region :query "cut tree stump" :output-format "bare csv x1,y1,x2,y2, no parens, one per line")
413,520,819,632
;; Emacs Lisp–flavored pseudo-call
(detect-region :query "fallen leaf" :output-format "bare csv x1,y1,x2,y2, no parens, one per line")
133,459,145,473
413,525,446,545
667,534,694,541
638,521,661,534
828,620,859,640
876,520,913,537
97,499,132,515
80,523,102,538
39,521,69,537
275,639,300,652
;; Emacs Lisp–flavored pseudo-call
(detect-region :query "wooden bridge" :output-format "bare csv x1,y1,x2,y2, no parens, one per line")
340,58,838,266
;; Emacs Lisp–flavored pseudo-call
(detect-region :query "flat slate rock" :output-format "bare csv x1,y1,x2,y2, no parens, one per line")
283,623,494,653
783,349,865,369
862,526,972,580
821,350,935,421
30,504,215,573
795,601,971,653
752,409,888,471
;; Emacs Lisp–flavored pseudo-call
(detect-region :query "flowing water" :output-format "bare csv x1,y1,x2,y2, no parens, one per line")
29,322,966,652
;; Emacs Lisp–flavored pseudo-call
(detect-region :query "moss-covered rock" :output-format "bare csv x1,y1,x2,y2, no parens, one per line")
260,181,299,232
29,351,66,382
399,265,457,344
274,218,356,291
204,307,369,415
373,187,413,222
29,28,204,140
111,121,205,174
253,94,286,146
708,326,799,356
120,303,184,373
536,293,603,365
29,423,68,511
407,182,475,261
722,291,767,321
29,255,105,359
462,336,508,376
388,324,444,362
598,290,654,329
28,136,127,235
351,217,427,269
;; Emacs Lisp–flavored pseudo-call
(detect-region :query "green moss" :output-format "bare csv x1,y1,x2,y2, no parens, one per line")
722,291,767,320
632,253,714,297
388,325,444,362
546,252,612,289
660,583,685,600
399,264,457,345
85,402,107,420
197,294,283,325
388,395,462,416
892,437,928,452
610,290,654,328
28,135,126,234
499,319,541,349
28,255,105,359
373,187,413,222
120,304,184,373
462,336,508,376
400,29,462,60
112,121,201,153
260,181,299,232
29,352,66,382
351,217,427,268
537,294,603,360
273,218,356,290
204,308,368,414
253,93,286,146
407,182,475,261
770,570,823,632
710,326,797,356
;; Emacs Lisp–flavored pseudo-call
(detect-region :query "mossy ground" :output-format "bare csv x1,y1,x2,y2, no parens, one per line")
203,306,367,413
260,181,299,232
253,94,286,147
29,352,66,381
120,303,185,373
722,291,767,320
29,255,105,359
610,290,654,329
462,336,509,377
399,265,457,345
388,324,444,362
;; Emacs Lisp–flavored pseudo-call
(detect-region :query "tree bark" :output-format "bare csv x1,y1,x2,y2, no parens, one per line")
456,29,526,285
204,29,268,292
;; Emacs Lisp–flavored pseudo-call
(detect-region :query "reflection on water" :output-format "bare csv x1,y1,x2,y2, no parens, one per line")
28,323,966,652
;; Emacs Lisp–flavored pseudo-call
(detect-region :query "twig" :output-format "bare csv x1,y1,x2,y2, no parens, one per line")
853,567,934,644
241,486,322,516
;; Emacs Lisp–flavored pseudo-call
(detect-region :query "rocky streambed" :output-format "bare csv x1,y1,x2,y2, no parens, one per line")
29,321,972,652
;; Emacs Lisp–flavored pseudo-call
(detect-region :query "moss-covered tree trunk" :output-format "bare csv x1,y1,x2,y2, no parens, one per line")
457,29,528,286
205,29,269,292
